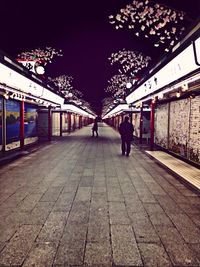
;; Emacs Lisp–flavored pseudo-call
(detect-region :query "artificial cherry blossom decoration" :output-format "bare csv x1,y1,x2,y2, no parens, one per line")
49,75,83,100
18,47,63,66
109,0,186,51
108,48,151,74
105,74,133,99
101,97,115,117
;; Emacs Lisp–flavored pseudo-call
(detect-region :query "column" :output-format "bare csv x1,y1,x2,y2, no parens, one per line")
60,112,63,137
2,97,6,152
68,112,71,133
20,100,25,149
150,99,155,150
139,104,143,144
48,106,52,141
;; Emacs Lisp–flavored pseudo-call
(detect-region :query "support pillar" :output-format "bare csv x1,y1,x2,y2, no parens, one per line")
150,100,155,150
2,97,6,152
60,112,63,137
139,104,143,144
68,112,71,133
20,100,25,149
79,116,82,129
48,106,52,141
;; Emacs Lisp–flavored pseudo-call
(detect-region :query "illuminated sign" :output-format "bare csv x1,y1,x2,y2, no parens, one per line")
126,36,200,104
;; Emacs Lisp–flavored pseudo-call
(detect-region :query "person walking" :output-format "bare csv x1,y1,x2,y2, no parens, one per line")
92,117,98,137
119,116,134,156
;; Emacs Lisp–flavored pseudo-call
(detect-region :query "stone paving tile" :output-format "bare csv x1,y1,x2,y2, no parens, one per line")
143,202,165,214
0,188,30,208
149,212,174,227
36,212,68,243
23,202,54,225
22,242,57,267
107,187,124,202
156,226,200,266
0,225,41,266
90,194,108,215
111,225,143,266
0,223,18,244
1,125,200,266
68,201,90,224
109,201,131,225
178,202,200,215
53,191,75,212
133,223,161,243
40,186,63,202
190,214,200,228
154,195,183,214
167,213,200,243
84,241,112,266
54,239,85,266
16,193,43,212
126,200,146,213
138,243,173,267
79,176,94,187
75,187,92,202
88,211,110,242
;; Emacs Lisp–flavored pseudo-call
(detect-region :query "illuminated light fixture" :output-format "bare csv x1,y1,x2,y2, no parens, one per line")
190,93,195,99
176,92,181,98
158,93,164,99
181,82,188,91
35,65,45,75
126,82,132,89
68,92,73,98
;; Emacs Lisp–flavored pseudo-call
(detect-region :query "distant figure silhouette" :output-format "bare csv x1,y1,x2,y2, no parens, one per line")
119,116,134,156
92,117,98,137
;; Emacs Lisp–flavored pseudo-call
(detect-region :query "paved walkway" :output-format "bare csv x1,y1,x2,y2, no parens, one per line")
0,123,200,267
146,151,200,192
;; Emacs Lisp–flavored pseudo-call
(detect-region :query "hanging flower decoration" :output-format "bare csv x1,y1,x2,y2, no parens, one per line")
108,0,186,51
108,48,151,74
101,97,115,116
48,75,83,101
105,74,131,94
17,47,63,66
48,75,73,93
105,74,134,102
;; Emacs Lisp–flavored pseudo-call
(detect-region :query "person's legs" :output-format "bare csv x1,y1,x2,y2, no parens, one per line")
121,139,126,155
126,140,131,156
96,130,98,137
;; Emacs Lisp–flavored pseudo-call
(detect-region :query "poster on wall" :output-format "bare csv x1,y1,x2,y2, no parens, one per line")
6,99,20,150
24,103,38,145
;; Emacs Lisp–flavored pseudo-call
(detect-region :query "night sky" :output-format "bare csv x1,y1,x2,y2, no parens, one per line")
0,0,200,115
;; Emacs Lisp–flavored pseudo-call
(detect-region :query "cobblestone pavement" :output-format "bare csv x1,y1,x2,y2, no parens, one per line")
0,123,200,267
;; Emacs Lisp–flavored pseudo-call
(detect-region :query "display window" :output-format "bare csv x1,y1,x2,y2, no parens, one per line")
6,99,20,150
24,103,38,145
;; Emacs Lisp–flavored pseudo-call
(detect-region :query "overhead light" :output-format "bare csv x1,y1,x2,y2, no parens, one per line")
181,83,188,91
126,82,132,89
176,92,181,98
35,65,45,75
158,93,164,99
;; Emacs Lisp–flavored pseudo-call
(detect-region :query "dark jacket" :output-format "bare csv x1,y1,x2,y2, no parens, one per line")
119,121,134,141
92,121,98,131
